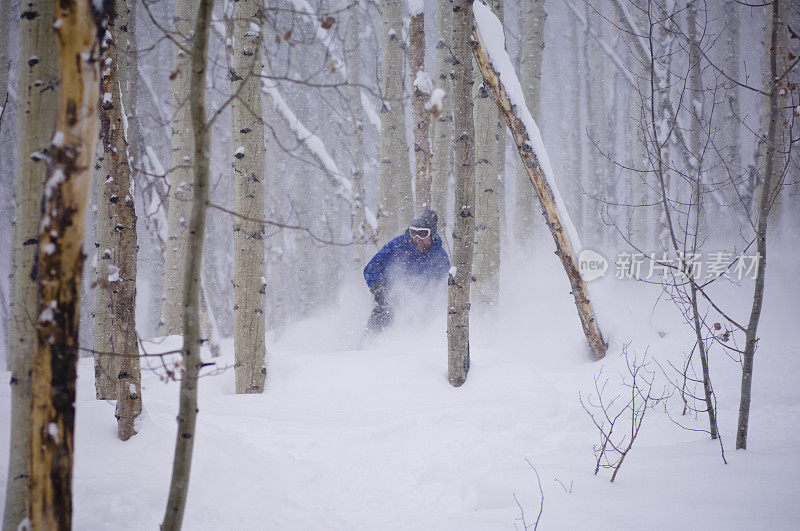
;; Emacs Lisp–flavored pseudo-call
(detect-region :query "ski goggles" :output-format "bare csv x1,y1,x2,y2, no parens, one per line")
409,226,431,239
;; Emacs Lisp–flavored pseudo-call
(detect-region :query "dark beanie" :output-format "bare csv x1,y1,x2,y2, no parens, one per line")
410,207,438,237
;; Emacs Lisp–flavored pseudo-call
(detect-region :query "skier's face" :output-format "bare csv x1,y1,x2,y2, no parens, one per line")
411,233,433,252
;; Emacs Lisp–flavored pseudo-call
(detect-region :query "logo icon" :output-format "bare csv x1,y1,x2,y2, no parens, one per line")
579,249,608,282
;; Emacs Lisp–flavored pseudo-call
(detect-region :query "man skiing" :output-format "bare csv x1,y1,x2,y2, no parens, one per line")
363,207,450,334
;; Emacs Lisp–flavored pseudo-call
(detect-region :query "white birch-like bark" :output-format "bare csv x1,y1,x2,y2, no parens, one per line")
722,0,742,209
0,0,9,124
94,0,142,439
92,22,117,404
378,0,413,242
0,1,8,339
3,1,57,527
432,0,454,241
29,0,103,526
160,0,196,333
472,0,503,316
514,0,545,249
754,0,789,221
410,9,432,210
448,0,476,387
161,0,213,526
347,0,369,267
231,0,267,394
568,13,583,234
580,0,601,243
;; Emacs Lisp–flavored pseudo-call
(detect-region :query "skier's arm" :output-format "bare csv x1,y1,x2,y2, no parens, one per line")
363,239,398,288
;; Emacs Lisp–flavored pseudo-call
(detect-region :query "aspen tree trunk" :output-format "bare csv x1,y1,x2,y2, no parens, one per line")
3,1,58,527
347,0,369,267
754,0,788,221
119,0,142,170
94,0,142,439
410,7,432,210
231,0,267,394
580,0,600,242
736,0,781,451
161,0,214,526
94,64,116,400
0,2,7,345
687,2,707,227
448,0,476,387
472,0,503,317
29,0,103,527
514,0,545,249
722,0,742,210
472,11,607,360
432,0,454,240
568,14,583,235
161,0,196,334
0,0,8,124
378,0,413,241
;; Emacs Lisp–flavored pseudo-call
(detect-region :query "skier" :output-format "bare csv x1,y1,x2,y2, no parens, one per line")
363,207,450,334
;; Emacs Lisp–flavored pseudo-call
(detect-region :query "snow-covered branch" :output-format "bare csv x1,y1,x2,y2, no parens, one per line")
261,77,378,234
290,0,381,131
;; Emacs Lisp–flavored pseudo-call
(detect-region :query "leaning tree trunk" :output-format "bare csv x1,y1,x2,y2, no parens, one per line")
161,0,214,526
3,0,58,528
377,0,413,241
29,0,103,527
472,2,607,360
161,0,196,333
94,0,142,440
432,0,454,241
472,0,503,319
514,0,546,249
447,0,476,387
409,6,432,210
736,0,782,451
231,0,267,394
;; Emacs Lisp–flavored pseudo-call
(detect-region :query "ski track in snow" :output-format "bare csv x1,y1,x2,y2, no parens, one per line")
1,253,799,530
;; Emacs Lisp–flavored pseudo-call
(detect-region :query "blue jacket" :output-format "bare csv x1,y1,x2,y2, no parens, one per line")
363,231,450,289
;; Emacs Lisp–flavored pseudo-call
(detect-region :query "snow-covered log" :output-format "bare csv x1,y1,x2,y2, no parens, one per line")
472,2,607,360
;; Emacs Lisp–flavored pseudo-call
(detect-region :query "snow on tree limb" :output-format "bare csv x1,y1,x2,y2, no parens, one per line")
261,78,378,234
290,0,381,131
565,0,637,88
473,1,607,360
262,80,352,196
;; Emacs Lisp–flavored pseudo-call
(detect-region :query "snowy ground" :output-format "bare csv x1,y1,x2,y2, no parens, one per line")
2,245,799,530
